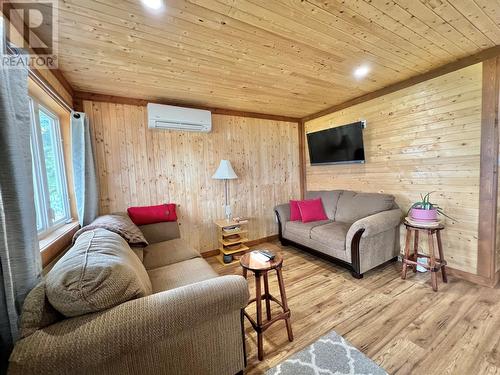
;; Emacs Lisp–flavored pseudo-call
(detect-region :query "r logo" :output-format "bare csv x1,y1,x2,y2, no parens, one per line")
1,1,58,68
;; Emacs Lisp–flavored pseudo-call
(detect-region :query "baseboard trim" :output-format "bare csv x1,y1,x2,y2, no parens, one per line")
201,235,279,258
201,249,220,258
246,234,279,247
447,267,499,288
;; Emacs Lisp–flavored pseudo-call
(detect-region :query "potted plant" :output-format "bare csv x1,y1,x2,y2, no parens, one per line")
408,192,455,221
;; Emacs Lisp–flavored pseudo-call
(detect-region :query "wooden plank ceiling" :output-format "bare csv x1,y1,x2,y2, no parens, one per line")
54,0,500,117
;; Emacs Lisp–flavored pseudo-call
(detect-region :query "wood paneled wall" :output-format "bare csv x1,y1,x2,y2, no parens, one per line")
304,64,482,274
83,100,300,253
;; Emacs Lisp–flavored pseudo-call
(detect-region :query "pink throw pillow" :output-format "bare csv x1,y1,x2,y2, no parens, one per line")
297,198,328,223
289,200,301,221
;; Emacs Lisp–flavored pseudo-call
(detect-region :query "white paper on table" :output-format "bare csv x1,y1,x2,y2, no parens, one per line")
250,251,270,263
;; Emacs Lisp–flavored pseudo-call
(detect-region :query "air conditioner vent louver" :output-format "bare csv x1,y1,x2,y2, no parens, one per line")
147,103,212,133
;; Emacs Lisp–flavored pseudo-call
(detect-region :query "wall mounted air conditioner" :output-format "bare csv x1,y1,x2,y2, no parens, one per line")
147,103,212,132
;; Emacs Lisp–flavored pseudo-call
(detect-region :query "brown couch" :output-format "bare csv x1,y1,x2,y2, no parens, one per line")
275,190,402,278
9,220,248,375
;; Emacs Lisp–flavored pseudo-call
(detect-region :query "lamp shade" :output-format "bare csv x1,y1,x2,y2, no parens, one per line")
212,160,238,180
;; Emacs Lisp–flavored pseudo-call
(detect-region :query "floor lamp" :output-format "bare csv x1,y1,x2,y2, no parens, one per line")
212,160,238,221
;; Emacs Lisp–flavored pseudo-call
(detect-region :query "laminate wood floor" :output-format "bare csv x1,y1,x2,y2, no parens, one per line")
207,241,500,375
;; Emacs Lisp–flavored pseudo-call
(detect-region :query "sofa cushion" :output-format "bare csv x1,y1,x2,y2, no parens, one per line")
18,282,63,338
283,230,349,261
143,238,200,270
285,220,332,239
310,222,350,250
335,191,395,223
148,258,218,293
46,229,152,317
139,221,181,244
305,190,343,220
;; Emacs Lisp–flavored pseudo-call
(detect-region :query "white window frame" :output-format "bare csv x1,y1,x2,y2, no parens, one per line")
29,97,71,239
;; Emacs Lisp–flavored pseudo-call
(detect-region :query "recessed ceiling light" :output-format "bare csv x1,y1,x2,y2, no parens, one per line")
141,0,163,10
353,65,370,79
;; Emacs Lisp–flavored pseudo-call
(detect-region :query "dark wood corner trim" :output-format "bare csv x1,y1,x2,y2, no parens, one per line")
50,68,75,98
302,46,500,123
298,120,306,199
74,91,301,123
477,56,500,279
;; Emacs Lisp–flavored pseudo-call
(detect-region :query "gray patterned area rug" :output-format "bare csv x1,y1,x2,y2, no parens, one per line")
266,331,387,375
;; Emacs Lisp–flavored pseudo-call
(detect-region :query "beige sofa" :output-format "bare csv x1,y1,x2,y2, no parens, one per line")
275,190,402,278
9,220,249,375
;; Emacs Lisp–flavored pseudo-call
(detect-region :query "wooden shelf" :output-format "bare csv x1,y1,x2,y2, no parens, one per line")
215,218,250,266
220,244,250,255
219,237,249,246
216,253,240,266
214,219,249,229
222,229,248,237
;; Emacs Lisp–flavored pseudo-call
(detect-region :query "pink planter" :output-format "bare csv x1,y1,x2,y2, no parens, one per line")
410,208,438,221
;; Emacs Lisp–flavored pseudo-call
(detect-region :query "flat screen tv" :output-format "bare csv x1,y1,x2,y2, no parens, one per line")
307,121,365,165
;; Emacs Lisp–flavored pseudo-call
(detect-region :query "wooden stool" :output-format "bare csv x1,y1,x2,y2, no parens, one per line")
401,220,448,291
240,252,293,361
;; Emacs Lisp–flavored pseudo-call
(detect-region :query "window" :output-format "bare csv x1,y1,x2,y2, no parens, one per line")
29,97,71,237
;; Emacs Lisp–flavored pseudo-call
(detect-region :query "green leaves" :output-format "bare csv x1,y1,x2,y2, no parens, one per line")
408,191,457,221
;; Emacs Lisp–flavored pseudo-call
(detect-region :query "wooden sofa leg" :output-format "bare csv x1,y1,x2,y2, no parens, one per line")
280,238,290,246
350,271,363,279
350,229,364,280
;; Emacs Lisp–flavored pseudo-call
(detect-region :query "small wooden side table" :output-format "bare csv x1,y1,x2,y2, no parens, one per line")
240,252,293,361
214,219,250,266
401,220,448,291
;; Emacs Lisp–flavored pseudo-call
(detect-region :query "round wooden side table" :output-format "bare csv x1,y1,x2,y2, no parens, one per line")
240,252,293,361
401,220,448,291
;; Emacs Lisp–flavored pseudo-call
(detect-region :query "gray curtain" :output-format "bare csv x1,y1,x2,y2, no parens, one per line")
0,66,42,370
71,112,99,226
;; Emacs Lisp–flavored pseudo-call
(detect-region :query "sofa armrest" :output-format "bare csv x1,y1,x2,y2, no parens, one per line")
274,204,290,238
346,208,402,242
274,203,290,223
10,275,249,374
346,209,402,276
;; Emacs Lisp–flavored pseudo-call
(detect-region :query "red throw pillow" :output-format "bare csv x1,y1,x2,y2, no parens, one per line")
289,200,302,221
297,198,328,223
127,203,177,226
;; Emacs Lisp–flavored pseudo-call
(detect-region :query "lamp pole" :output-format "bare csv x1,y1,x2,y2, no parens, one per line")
212,160,237,221
225,179,231,220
